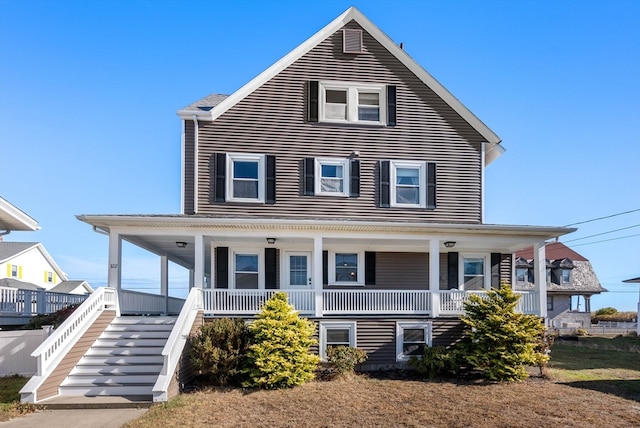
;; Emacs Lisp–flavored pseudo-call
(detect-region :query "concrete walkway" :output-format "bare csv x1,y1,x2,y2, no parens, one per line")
0,397,151,428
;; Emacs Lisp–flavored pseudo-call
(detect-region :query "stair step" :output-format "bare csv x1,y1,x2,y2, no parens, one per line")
79,355,164,365
58,385,154,396
111,316,176,325
93,339,168,347
85,347,164,357
100,331,172,340
63,375,158,385
71,365,162,375
106,324,174,332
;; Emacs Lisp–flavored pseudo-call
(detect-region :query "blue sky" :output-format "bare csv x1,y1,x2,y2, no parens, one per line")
1,0,639,311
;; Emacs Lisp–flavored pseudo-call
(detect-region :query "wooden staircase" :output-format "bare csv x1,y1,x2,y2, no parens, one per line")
58,316,175,398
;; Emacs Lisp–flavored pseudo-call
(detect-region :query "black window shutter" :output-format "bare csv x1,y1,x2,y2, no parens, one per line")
365,251,376,285
265,248,277,289
491,253,501,288
387,85,397,127
350,159,360,197
322,250,328,286
215,247,229,289
214,153,226,202
447,252,458,289
308,81,319,122
379,160,390,208
304,157,315,196
266,155,276,204
426,162,436,209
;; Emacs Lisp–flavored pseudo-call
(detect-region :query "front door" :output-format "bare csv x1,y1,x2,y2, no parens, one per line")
285,252,312,289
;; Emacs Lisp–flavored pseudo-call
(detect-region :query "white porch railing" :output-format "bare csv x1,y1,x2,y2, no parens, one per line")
153,287,202,402
202,289,315,315
118,289,185,315
0,286,88,316
323,290,431,314
201,289,539,317
20,287,118,403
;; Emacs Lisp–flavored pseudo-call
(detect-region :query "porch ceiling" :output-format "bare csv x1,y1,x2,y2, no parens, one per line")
77,215,575,272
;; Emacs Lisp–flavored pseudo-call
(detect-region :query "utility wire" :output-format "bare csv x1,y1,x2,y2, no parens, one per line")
563,224,640,243
569,233,640,248
563,208,640,227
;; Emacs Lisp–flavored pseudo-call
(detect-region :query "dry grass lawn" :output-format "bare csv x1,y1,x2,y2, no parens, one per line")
124,376,640,428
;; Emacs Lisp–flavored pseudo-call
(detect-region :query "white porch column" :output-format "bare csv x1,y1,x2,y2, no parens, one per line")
160,255,169,315
194,233,204,289
429,239,441,317
108,230,122,290
533,241,547,320
313,235,323,317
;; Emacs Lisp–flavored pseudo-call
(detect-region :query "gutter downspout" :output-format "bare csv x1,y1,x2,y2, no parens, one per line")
92,226,109,236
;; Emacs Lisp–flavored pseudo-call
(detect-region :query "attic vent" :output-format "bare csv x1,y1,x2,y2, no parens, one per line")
343,29,363,53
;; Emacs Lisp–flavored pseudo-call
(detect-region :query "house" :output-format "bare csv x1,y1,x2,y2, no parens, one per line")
22,7,575,404
514,241,606,329
0,199,92,325
622,276,640,335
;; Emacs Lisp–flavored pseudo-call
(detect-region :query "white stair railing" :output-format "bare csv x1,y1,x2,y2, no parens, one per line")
20,287,118,403
153,287,202,402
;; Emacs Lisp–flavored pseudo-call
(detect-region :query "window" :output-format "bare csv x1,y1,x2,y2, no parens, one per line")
380,160,435,209
315,158,349,196
396,322,431,361
561,269,571,284
461,255,487,290
319,322,356,360
516,267,528,283
329,251,364,285
547,296,554,312
319,81,386,125
232,251,263,289
46,271,54,283
226,153,265,203
10,264,18,278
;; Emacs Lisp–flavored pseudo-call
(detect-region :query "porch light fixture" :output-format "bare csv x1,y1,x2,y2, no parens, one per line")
266,238,276,244
444,241,456,248
176,241,188,248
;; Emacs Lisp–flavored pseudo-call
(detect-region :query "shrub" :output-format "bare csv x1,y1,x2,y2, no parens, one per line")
461,283,548,381
242,292,320,389
408,346,456,379
189,318,250,385
594,307,618,316
592,311,637,323
23,304,79,329
326,346,368,376
575,327,589,336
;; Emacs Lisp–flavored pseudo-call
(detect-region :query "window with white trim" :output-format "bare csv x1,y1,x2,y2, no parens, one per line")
460,255,488,290
390,160,426,208
329,251,364,285
231,250,263,289
316,158,349,196
46,271,54,283
10,264,18,278
561,269,571,284
319,321,357,360
226,153,265,203
396,322,431,361
319,81,386,125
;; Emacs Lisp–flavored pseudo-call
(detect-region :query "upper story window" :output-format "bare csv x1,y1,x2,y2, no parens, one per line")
380,160,436,209
214,153,276,204
307,81,396,127
304,157,359,197
516,267,528,283
9,264,19,278
46,271,54,283
561,269,571,284
320,82,386,125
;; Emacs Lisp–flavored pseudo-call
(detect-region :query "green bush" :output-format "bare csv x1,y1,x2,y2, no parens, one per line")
242,292,320,389
461,283,548,381
408,346,456,379
326,346,368,375
189,318,250,385
23,304,79,329
594,307,618,316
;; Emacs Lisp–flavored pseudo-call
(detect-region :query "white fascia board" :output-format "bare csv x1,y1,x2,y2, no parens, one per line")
0,197,40,231
182,6,503,163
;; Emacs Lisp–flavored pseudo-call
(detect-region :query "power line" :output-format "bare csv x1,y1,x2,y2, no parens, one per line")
569,233,640,248
563,224,640,243
563,208,640,227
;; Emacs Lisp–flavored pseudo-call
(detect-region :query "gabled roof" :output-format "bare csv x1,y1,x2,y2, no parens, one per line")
0,242,68,281
0,277,40,291
516,241,588,261
0,196,39,232
177,6,504,165
50,280,93,294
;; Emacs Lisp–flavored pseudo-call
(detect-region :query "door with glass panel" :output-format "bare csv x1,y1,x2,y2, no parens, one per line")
285,252,312,312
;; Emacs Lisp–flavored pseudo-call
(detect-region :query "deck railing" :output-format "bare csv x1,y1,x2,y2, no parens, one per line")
0,286,88,316
201,289,538,317
118,289,185,315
